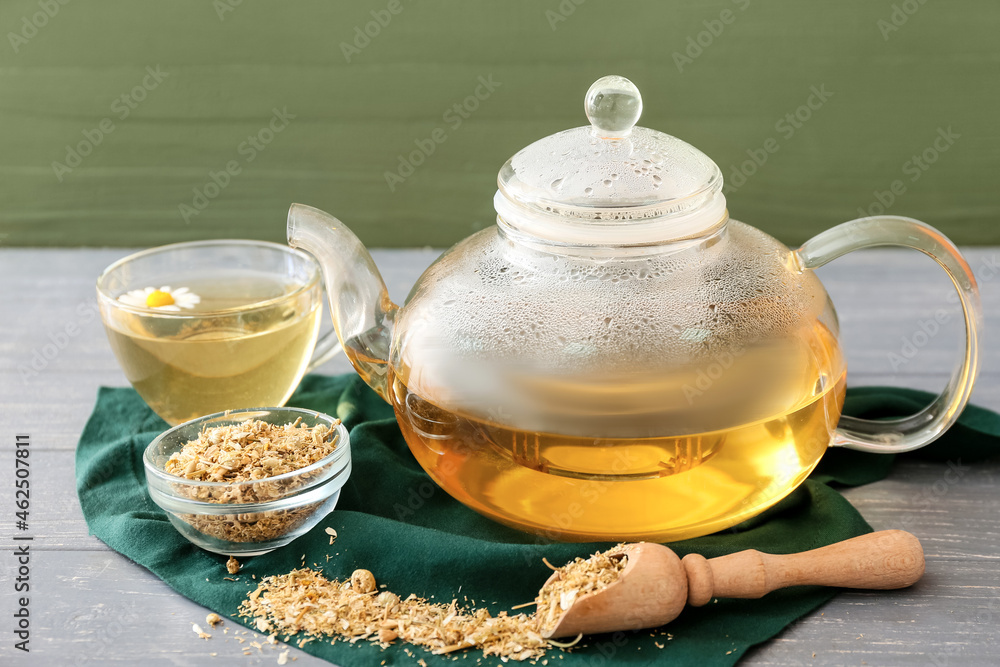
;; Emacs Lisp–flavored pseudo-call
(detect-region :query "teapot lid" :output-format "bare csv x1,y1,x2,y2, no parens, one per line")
496,75,726,247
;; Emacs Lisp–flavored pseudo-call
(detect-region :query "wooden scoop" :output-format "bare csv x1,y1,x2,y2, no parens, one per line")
542,529,925,638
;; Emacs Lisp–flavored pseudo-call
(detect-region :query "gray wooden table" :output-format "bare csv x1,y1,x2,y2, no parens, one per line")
1,247,997,666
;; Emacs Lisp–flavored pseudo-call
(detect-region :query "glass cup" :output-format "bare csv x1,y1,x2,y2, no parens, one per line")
97,240,340,425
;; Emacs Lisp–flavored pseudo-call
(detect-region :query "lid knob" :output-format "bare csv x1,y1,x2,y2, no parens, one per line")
585,75,643,139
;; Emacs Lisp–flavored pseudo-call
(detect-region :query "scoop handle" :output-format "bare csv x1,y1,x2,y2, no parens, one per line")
682,530,925,606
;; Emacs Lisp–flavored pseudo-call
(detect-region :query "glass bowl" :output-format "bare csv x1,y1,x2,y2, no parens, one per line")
143,407,351,556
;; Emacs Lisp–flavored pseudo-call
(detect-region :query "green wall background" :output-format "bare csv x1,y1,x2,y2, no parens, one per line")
1,0,997,248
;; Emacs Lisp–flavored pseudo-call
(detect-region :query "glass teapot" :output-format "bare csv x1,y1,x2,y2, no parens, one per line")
288,75,981,542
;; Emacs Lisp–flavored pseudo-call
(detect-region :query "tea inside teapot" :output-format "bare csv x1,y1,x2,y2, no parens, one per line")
385,220,845,540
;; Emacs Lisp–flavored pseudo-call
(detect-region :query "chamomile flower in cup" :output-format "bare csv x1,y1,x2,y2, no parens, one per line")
117,285,202,311
97,240,342,425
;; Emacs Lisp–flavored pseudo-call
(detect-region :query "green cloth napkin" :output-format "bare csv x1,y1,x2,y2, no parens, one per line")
76,375,1000,666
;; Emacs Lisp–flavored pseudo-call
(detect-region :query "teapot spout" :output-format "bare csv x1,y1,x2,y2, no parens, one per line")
287,203,397,402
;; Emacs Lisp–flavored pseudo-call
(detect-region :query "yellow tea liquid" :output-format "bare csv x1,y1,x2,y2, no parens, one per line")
104,274,321,425
385,322,845,542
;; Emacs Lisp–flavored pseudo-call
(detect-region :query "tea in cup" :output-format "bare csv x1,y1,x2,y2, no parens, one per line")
97,240,339,425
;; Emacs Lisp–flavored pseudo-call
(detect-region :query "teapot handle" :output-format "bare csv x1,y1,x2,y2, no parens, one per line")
795,216,982,453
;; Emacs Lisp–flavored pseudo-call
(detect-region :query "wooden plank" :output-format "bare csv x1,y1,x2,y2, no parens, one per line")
0,549,328,666
0,247,998,666
0,548,996,666
1,1,999,247
4,369,1000,455
1,247,998,453
6,448,998,556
